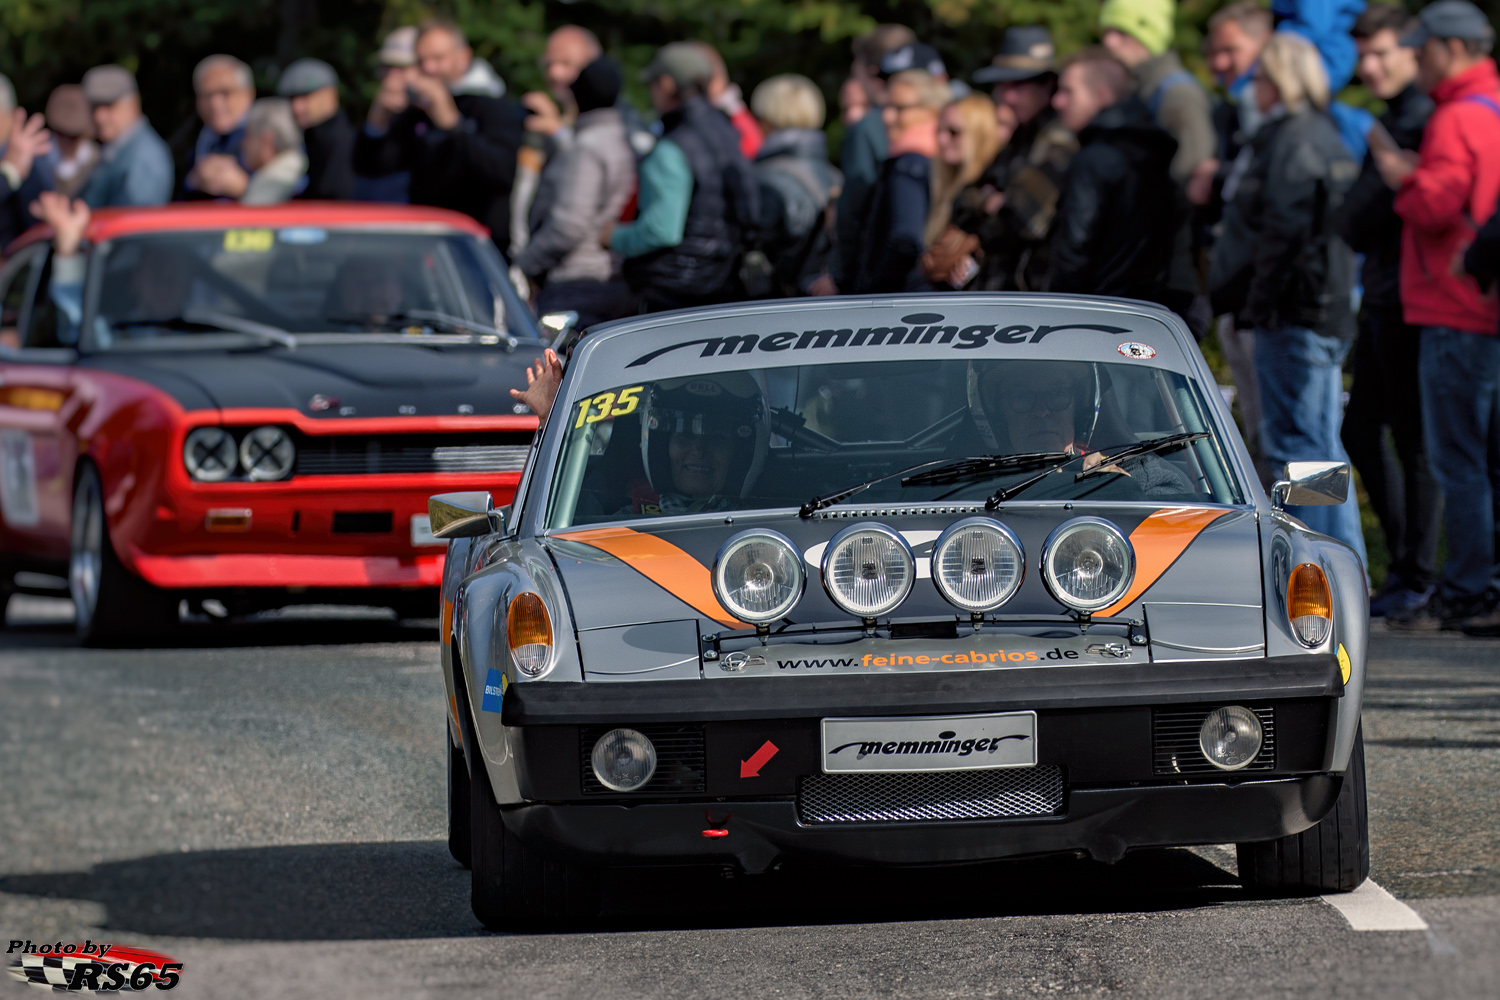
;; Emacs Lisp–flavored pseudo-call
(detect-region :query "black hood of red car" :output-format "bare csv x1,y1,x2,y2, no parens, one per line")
77,343,540,417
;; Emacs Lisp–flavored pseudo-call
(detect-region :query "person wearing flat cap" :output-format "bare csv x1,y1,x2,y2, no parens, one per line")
43,85,96,198
78,64,173,208
278,58,356,200
605,42,759,312
1377,0,1500,633
948,25,1077,291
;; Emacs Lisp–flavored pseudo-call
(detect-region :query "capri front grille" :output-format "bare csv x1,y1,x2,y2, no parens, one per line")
1153,705,1276,774
295,432,533,476
797,766,1065,824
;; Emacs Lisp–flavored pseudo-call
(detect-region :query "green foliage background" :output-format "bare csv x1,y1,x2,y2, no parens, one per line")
3,1,1495,149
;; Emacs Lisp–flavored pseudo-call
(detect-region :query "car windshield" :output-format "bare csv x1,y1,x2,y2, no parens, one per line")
80,228,516,349
545,358,1243,528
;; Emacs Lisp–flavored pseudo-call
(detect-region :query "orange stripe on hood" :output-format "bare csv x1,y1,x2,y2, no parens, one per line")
554,526,747,628
1099,507,1232,617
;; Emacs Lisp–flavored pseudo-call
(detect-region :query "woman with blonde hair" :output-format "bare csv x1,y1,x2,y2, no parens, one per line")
1208,30,1366,562
922,93,1004,288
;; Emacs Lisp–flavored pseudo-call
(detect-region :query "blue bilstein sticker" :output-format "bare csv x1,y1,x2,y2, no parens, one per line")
278,227,328,245
481,668,506,713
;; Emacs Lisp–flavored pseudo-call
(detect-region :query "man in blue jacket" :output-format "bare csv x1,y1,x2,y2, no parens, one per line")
78,65,173,208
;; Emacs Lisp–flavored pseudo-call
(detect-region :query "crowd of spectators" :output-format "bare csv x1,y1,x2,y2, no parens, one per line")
2,1,1499,632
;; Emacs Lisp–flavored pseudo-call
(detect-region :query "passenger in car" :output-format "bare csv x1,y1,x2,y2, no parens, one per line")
323,255,405,329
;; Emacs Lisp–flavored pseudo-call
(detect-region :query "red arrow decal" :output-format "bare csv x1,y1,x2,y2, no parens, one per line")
740,740,779,778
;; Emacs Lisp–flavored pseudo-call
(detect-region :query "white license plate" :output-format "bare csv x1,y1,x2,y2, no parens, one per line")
821,711,1037,773
410,514,443,547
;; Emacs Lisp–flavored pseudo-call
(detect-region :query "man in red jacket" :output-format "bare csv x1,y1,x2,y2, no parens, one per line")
1381,0,1500,631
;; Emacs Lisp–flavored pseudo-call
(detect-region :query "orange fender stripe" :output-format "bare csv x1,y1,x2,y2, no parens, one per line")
554,526,746,628
1099,507,1232,618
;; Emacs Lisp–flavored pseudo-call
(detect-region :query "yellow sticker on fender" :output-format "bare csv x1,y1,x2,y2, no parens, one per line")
223,229,274,252
1337,643,1351,684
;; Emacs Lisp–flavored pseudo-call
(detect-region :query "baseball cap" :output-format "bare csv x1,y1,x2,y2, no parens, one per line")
377,26,418,68
81,65,139,105
1401,0,1496,47
878,42,948,80
45,85,94,138
640,42,714,90
973,26,1057,84
277,58,338,97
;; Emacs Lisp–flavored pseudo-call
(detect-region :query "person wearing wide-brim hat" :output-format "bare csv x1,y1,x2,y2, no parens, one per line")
948,25,1077,292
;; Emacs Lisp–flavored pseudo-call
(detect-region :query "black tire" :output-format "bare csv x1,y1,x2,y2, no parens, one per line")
70,464,178,646
469,742,600,929
448,736,472,869
1238,726,1370,894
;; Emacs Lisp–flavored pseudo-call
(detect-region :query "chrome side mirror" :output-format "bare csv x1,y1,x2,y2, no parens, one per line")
539,310,579,350
1271,461,1349,508
429,491,503,539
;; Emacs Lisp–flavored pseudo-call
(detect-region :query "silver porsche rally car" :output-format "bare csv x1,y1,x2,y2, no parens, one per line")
431,294,1368,928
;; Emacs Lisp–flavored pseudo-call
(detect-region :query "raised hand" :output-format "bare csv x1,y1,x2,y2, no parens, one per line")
509,348,565,421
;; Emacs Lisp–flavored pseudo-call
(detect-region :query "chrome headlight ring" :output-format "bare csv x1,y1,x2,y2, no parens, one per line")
821,522,915,619
931,517,1026,614
1040,517,1135,614
712,529,805,625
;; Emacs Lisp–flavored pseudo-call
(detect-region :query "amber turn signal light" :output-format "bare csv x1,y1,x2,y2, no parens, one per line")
1287,562,1332,646
507,593,553,677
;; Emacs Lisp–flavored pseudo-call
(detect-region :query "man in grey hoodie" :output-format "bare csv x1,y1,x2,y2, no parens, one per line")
515,57,637,328
354,18,525,254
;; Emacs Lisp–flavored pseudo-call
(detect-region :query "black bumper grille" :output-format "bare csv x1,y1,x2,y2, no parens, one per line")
1153,705,1276,774
798,766,1065,824
294,432,532,476
579,724,706,795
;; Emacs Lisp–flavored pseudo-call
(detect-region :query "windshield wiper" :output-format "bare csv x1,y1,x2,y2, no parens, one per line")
799,452,1070,518
115,311,298,350
984,432,1212,508
332,310,521,350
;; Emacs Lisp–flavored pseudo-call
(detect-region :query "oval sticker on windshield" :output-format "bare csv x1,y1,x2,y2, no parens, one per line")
1117,342,1156,359
224,229,274,252
278,227,327,245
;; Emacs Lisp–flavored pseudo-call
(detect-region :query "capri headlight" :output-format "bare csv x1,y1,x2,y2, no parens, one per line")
1041,517,1135,614
712,530,804,624
183,427,237,482
822,523,914,619
238,425,295,481
931,517,1025,613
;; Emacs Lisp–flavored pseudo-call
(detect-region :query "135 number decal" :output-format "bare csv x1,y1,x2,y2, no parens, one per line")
574,386,642,428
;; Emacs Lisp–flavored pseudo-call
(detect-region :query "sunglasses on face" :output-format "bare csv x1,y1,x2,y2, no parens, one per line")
1003,387,1075,414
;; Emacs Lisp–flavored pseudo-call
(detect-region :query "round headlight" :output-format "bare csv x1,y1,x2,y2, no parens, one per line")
184,427,237,482
590,728,657,791
1041,517,1135,613
1198,706,1264,770
932,517,1025,613
712,530,804,624
239,426,295,481
822,523,914,619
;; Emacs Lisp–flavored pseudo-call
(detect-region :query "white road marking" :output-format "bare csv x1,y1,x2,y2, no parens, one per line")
1321,880,1429,931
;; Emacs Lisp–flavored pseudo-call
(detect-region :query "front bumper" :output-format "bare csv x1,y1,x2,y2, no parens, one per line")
503,775,1343,872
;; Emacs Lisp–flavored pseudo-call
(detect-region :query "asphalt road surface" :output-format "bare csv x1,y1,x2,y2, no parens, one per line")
2,597,1497,999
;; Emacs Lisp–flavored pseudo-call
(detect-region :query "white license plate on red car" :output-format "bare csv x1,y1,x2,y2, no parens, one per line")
410,514,443,547
820,712,1037,773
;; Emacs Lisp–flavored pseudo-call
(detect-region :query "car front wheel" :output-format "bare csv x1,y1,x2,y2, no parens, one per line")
1238,726,1370,894
70,464,177,646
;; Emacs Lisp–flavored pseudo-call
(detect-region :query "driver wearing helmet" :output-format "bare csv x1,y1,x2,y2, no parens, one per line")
627,373,770,516
967,359,1195,498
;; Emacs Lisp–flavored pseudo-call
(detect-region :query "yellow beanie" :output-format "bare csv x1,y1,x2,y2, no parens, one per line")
1099,0,1176,57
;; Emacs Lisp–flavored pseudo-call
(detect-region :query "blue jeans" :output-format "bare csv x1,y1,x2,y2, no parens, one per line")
1419,327,1500,600
1254,326,1368,567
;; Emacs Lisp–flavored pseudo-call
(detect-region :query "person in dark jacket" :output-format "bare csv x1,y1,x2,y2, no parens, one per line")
852,68,946,294
278,58,356,201
1046,49,1178,301
0,75,52,250
608,43,760,313
750,74,841,297
953,25,1078,291
1209,33,1365,564
1338,4,1439,617
353,19,524,254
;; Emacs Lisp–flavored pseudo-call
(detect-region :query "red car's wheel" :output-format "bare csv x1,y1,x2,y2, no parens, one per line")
69,464,178,646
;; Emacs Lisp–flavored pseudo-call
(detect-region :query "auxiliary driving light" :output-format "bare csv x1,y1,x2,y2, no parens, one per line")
1041,518,1135,614
507,592,554,677
931,517,1025,613
822,522,915,619
1287,562,1333,647
590,728,657,791
712,530,804,624
1198,706,1263,770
